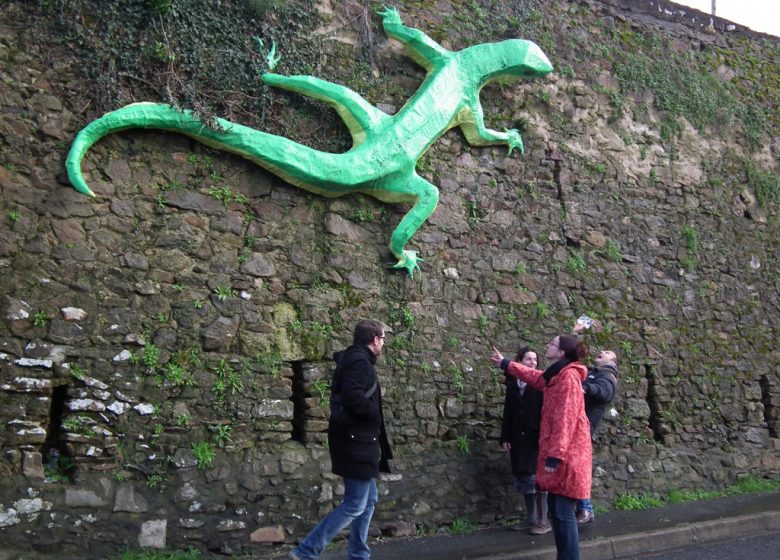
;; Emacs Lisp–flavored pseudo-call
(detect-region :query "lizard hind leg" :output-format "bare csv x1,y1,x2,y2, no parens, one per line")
383,174,440,278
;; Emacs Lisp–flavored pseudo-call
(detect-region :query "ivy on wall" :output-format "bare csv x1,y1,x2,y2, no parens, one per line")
29,0,322,127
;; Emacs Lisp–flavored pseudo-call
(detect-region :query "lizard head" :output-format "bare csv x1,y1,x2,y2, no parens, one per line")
498,39,553,78
470,39,553,86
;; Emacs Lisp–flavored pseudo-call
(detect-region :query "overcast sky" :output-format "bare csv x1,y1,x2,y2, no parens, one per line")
673,0,779,36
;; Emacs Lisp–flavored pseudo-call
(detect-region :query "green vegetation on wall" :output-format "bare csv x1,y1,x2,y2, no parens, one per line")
30,0,340,145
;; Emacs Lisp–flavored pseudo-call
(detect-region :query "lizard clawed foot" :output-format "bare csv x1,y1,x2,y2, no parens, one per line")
391,249,423,278
504,128,525,156
378,5,402,25
253,37,281,71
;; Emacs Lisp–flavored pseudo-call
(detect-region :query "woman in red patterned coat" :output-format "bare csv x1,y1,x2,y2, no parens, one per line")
491,334,590,560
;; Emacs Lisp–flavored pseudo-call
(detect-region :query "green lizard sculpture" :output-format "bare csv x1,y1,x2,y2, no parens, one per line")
66,7,552,276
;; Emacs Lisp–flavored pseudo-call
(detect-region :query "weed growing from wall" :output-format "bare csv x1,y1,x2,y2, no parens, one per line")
532,301,549,319
682,224,699,271
146,473,168,491
602,239,623,263
478,315,489,335
33,310,48,328
449,516,478,534
745,159,780,208
567,252,587,274
211,423,233,449
192,441,216,469
402,306,416,329
69,364,86,380
44,449,75,482
310,378,330,407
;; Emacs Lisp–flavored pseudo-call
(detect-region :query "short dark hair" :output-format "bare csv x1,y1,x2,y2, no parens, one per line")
514,346,537,361
558,334,588,362
354,320,384,345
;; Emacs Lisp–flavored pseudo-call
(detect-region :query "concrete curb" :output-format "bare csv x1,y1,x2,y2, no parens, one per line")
478,511,780,560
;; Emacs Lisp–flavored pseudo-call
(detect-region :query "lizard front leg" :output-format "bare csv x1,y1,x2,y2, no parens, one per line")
377,5,450,71
262,73,387,145
373,173,440,278
458,102,525,155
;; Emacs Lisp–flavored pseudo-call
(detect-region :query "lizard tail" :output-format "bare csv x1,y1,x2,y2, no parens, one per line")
66,106,143,197
66,102,316,197
67,102,214,197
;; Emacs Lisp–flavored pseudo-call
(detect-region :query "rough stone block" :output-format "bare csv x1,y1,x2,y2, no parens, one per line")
114,483,149,513
138,519,167,549
0,377,52,393
252,399,294,420
65,488,107,508
217,519,247,532
202,315,240,352
8,420,46,444
66,398,106,412
381,520,416,537
250,525,286,543
178,517,206,529
241,252,276,277
22,451,44,479
12,358,54,369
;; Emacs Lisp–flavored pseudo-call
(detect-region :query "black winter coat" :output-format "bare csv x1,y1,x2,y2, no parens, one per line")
328,344,392,480
583,363,618,434
499,377,543,477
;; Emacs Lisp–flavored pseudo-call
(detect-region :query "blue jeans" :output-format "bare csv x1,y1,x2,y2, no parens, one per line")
293,477,378,560
576,498,593,513
548,493,580,560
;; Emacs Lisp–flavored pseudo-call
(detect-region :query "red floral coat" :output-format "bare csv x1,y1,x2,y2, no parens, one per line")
506,360,591,499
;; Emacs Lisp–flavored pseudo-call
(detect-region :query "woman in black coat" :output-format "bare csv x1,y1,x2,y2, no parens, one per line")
499,346,549,534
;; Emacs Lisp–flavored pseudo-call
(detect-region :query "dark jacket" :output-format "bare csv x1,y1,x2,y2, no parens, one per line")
328,344,392,479
500,377,543,477
583,363,618,435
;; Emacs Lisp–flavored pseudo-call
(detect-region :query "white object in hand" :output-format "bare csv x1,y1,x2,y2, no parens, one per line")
576,315,594,329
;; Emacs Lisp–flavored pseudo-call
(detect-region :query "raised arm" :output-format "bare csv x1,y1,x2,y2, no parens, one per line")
491,347,545,391
505,361,546,391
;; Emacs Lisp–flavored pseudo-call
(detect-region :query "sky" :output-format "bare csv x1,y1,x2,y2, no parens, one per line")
673,0,779,37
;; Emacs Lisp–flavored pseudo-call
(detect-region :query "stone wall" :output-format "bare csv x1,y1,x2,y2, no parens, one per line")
0,0,778,557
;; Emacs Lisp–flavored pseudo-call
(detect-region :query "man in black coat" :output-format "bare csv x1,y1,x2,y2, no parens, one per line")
576,350,618,524
583,351,618,433
290,319,392,560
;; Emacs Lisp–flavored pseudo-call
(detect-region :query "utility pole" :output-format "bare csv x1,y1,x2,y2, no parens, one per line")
711,0,716,17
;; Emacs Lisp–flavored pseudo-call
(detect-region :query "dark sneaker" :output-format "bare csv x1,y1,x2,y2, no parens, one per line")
576,510,595,524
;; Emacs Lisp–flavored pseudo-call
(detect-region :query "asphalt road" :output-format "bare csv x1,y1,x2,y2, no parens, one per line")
637,531,780,560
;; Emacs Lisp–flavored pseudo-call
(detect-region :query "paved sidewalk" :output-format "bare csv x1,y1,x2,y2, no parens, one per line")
4,491,778,559
315,490,780,560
